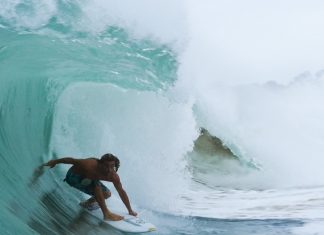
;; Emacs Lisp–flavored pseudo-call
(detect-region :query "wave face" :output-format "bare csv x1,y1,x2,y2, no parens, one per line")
1,1,324,234
0,1,192,233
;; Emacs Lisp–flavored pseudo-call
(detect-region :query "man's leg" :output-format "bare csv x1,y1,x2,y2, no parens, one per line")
93,185,123,221
84,191,111,206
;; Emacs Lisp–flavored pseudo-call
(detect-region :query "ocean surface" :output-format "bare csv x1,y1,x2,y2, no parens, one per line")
1,1,324,234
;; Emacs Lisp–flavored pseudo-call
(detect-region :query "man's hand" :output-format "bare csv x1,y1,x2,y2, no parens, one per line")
129,210,137,217
43,160,57,168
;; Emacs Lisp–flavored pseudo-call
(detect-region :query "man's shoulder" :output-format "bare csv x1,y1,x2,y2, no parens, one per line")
82,157,98,162
76,158,98,167
111,172,120,182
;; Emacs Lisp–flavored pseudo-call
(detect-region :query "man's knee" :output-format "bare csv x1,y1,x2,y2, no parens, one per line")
104,191,111,199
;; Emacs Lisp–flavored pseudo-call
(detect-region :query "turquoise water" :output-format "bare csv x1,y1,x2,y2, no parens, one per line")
1,1,324,235
0,9,177,233
0,23,176,234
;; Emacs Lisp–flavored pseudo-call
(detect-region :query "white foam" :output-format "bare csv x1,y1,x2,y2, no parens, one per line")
0,0,57,30
187,76,324,188
291,220,324,235
77,0,187,48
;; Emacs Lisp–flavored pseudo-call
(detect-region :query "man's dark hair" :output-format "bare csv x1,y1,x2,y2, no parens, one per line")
100,153,120,172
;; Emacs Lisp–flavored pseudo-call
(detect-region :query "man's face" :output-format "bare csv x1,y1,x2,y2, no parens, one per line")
103,160,116,172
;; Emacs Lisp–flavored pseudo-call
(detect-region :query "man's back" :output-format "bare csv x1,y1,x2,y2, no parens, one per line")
71,158,115,182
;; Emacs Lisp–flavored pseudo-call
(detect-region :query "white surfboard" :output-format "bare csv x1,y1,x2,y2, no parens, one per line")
81,202,156,233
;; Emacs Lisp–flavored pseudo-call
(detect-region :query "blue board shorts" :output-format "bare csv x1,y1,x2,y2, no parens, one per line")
64,168,110,196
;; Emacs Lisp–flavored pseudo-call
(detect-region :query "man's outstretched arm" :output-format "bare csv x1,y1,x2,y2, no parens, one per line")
43,157,77,168
113,175,137,216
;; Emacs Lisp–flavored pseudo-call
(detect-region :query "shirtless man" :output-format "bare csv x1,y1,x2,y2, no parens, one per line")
44,153,137,221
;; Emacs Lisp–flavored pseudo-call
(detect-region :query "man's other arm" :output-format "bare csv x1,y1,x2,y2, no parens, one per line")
43,157,78,168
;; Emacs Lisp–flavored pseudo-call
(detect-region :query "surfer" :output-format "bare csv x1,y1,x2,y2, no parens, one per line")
44,153,137,221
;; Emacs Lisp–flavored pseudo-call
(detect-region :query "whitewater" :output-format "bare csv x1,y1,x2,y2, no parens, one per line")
1,0,324,234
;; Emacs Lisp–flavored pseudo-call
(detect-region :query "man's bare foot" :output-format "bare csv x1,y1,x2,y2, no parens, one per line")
104,212,124,221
